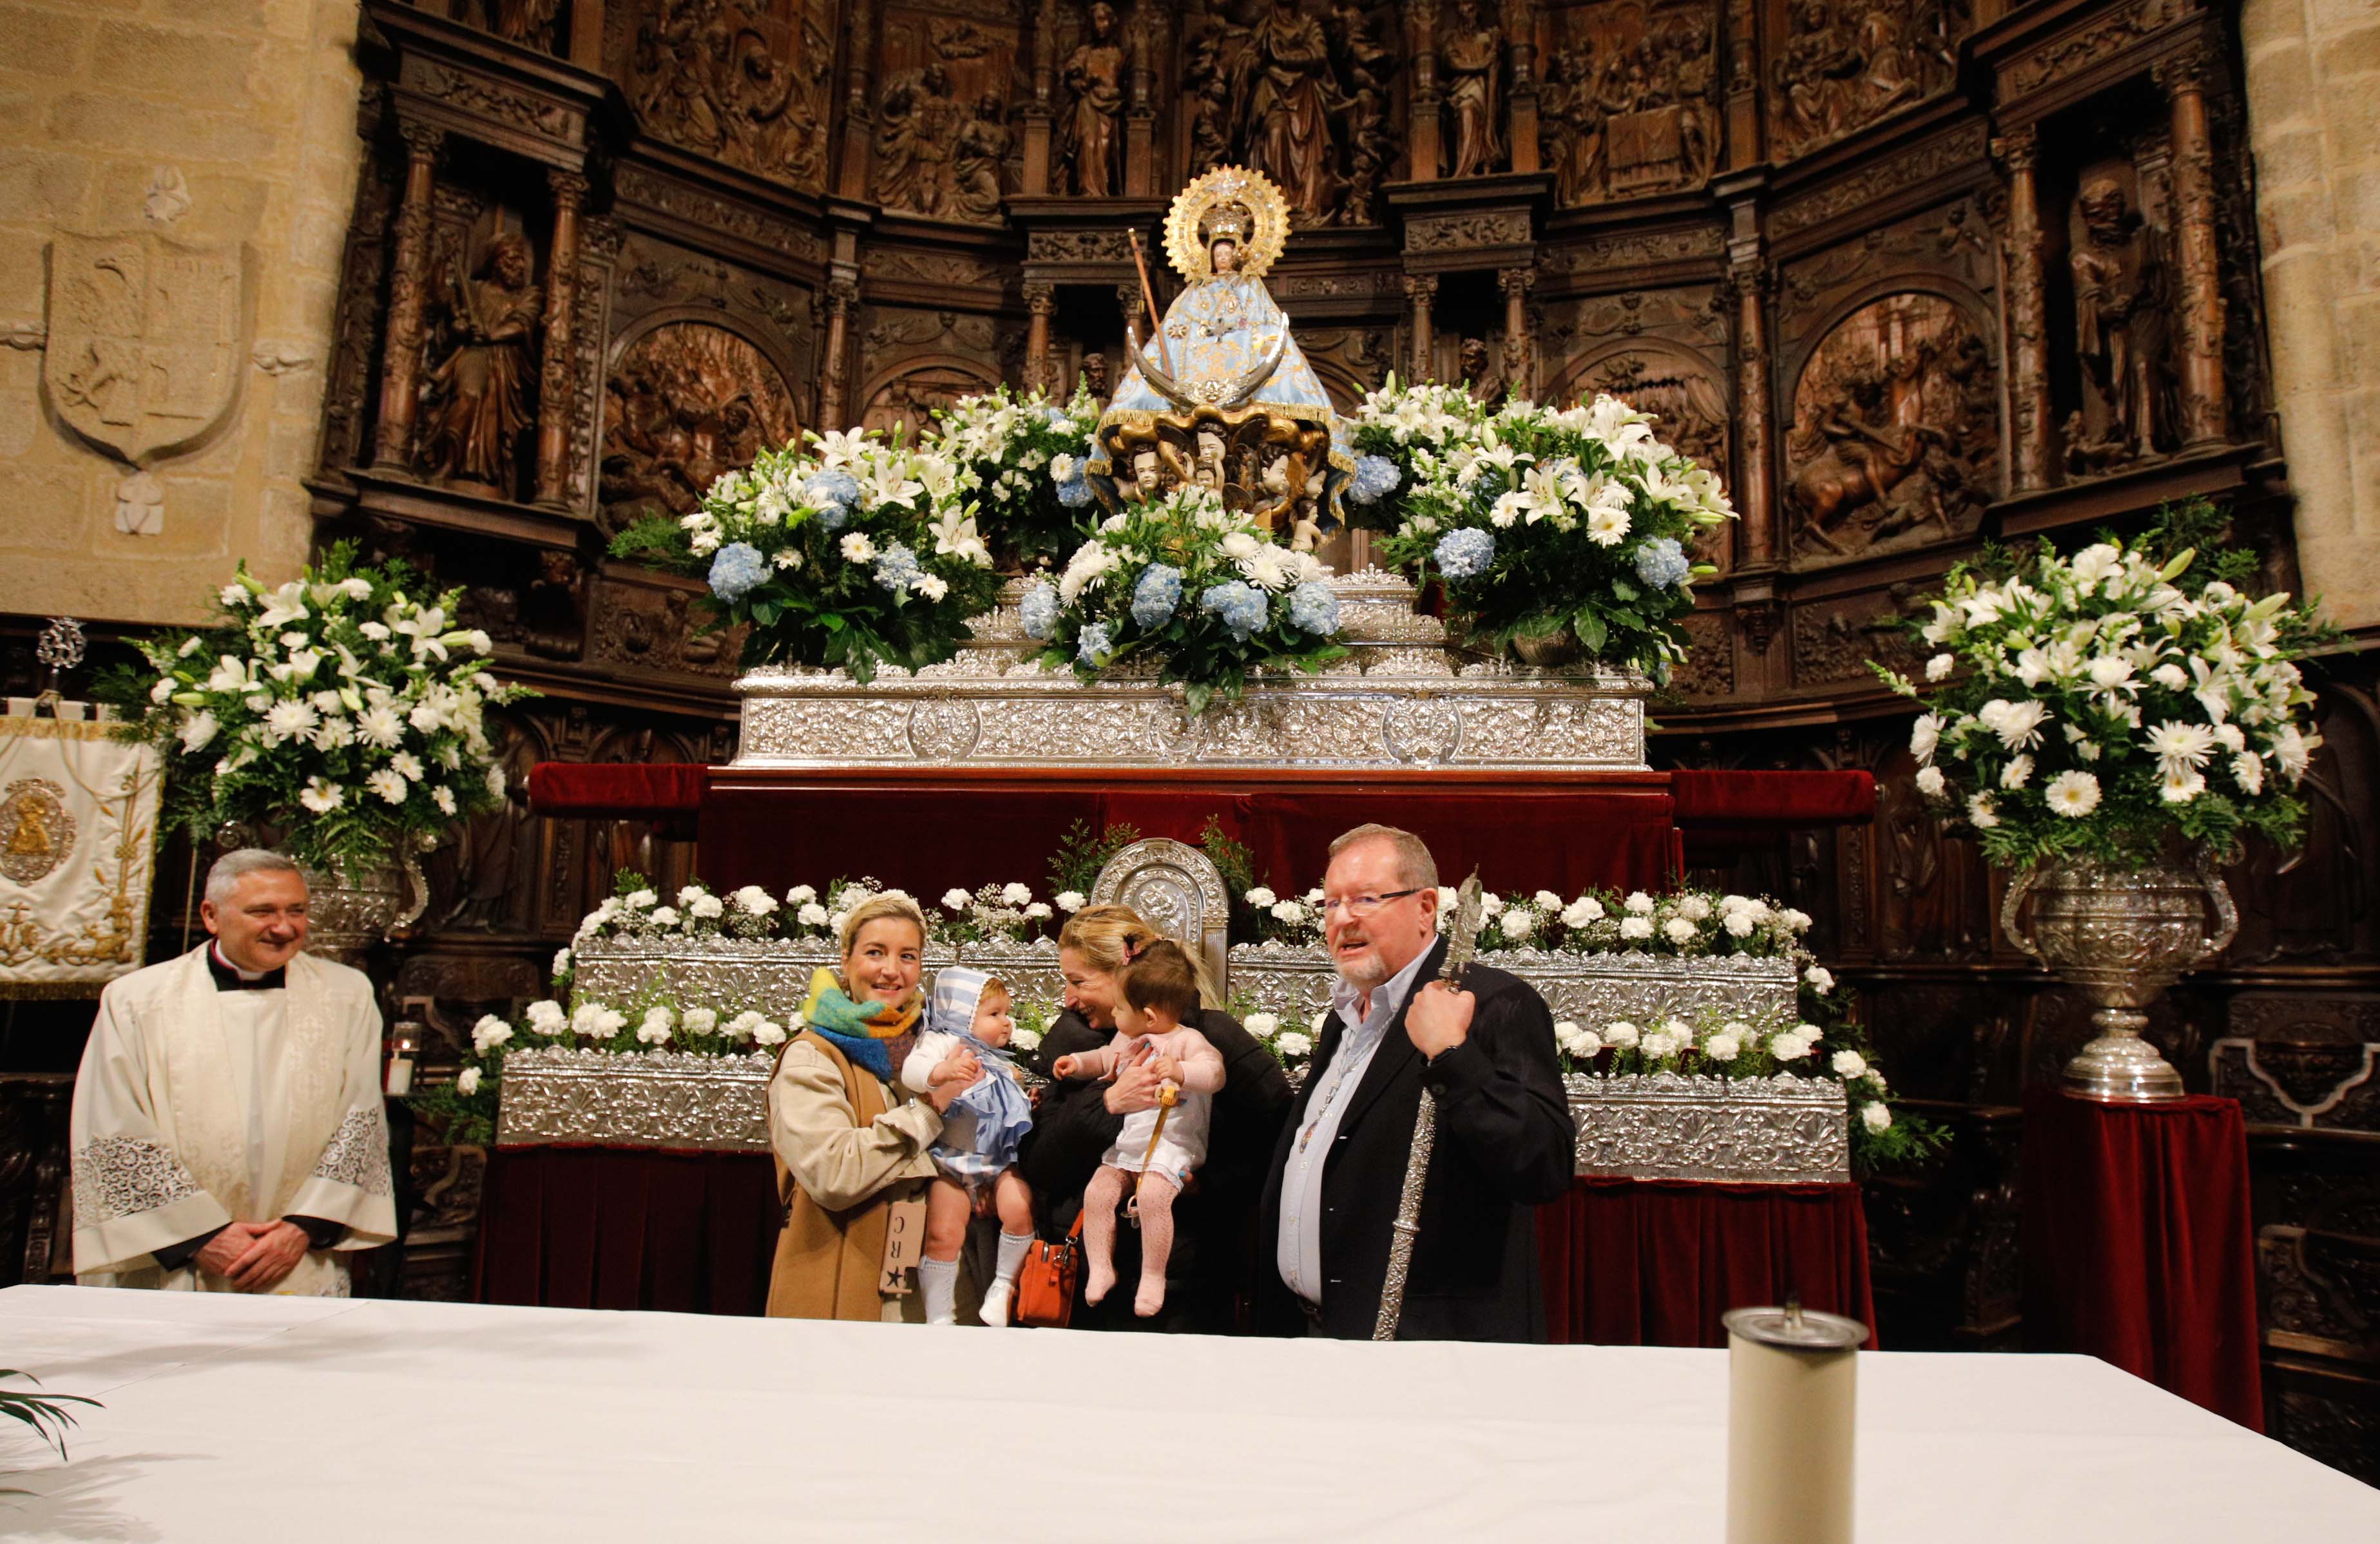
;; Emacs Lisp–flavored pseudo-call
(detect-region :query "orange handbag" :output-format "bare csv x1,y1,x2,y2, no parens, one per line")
1012,1212,1083,1328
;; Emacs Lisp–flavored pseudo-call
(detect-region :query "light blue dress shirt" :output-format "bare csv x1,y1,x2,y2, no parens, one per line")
1276,943,1435,1306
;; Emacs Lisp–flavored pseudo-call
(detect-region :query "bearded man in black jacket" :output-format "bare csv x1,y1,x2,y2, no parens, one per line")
1260,824,1576,1340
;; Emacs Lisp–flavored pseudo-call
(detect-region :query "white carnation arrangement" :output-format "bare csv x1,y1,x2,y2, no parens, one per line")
609,424,1004,683
1877,502,2337,870
1022,482,1347,714
128,543,530,872
566,870,1062,949
1345,380,1732,678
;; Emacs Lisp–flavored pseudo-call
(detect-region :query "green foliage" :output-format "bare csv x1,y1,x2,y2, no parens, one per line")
1048,819,1141,899
0,1372,98,1469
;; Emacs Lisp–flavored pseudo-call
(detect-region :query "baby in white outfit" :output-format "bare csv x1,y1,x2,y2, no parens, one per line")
1051,940,1225,1318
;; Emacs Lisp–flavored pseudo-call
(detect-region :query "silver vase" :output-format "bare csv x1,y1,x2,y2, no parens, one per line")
1510,625,1581,667
298,850,428,966
2000,851,2238,1103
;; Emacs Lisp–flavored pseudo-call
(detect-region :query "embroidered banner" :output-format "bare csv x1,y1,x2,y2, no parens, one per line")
0,714,164,997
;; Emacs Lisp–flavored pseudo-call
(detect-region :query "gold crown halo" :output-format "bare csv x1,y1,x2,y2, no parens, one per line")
1162,166,1290,283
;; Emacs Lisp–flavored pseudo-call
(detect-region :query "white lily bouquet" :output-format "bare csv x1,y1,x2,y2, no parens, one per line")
927,383,1101,571
1877,502,2338,870
611,426,1005,683
1021,482,1347,712
127,543,528,873
1342,380,1734,678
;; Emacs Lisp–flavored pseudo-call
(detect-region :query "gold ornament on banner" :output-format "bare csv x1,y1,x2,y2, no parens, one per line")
0,778,75,885
1162,166,1290,284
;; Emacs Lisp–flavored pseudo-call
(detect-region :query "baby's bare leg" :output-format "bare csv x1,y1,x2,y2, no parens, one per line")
1082,1165,1128,1306
993,1169,1034,1235
1133,1172,1182,1319
923,1176,972,1263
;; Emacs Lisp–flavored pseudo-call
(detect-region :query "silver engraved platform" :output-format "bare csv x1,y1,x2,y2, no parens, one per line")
495,1047,1847,1181
730,569,1651,772
496,1047,774,1151
1227,942,1801,1031
1566,1072,1850,1183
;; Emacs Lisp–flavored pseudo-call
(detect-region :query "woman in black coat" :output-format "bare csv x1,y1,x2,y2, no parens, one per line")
1019,904,1291,1333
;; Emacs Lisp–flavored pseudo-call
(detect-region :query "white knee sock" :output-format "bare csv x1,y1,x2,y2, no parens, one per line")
919,1256,958,1325
993,1230,1033,1285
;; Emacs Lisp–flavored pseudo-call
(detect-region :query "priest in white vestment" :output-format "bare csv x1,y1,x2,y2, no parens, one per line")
69,848,398,1295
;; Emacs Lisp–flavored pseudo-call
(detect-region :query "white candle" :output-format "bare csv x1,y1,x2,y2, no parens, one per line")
1724,1302,1865,1544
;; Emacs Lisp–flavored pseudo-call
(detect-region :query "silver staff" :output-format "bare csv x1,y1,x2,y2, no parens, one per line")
1372,870,1483,1342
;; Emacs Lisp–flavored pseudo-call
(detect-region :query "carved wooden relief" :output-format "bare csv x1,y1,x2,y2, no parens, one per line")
599,320,801,537
1537,0,1720,205
2059,153,2181,477
1767,0,1964,163
859,359,1003,440
875,9,1019,223
1783,293,1995,566
629,0,835,193
1182,2,1397,227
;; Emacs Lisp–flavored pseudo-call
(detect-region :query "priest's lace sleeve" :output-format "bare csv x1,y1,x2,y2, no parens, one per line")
68,983,234,1277
280,977,399,1250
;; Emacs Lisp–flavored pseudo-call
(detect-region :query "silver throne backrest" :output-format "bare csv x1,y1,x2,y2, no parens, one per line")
1087,838,1231,1000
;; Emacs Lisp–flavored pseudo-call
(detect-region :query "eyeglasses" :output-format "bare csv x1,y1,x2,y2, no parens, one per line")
1317,888,1425,919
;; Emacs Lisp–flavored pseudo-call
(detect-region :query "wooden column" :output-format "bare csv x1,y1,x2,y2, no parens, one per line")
819,269,858,429
373,120,442,473
1117,280,1146,339
568,0,604,68
1124,11,1156,198
835,0,876,200
1024,280,1057,394
1506,2,1540,175
1406,1,1441,181
1995,126,2055,491
1405,272,1438,381
534,168,587,508
2158,44,2229,452
1500,266,1535,401
1729,256,1775,568
1023,0,1054,196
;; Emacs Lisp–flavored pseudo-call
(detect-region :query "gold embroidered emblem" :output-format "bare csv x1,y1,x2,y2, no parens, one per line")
0,778,75,884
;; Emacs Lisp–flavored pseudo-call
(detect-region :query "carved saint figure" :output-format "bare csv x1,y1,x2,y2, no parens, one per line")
948,94,1012,222
876,63,966,216
2068,178,2173,462
1246,1,1337,224
421,233,541,495
1441,0,1504,180
1335,3,1394,224
1060,2,1126,197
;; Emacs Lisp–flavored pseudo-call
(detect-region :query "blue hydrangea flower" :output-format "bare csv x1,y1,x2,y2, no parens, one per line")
872,542,924,593
1200,580,1269,641
1077,622,1115,666
802,470,859,529
1286,580,1341,636
1633,537,1691,590
1055,473,1095,508
1019,582,1060,641
707,542,769,603
1348,454,1403,505
1435,527,1495,580
1131,564,1184,629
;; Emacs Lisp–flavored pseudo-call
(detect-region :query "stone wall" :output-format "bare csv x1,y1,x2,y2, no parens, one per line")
0,0,361,626
2243,0,2380,629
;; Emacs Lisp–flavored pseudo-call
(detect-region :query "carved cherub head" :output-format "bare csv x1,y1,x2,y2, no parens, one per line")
1133,447,1162,497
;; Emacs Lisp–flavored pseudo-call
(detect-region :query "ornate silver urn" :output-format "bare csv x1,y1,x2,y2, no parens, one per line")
2001,852,2238,1102
298,851,428,966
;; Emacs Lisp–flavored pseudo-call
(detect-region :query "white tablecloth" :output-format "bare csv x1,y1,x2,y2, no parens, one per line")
0,1284,2370,1541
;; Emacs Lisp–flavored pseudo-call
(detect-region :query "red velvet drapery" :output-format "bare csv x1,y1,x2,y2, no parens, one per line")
1536,1177,1879,1347
2021,1090,2264,1430
474,1147,780,1317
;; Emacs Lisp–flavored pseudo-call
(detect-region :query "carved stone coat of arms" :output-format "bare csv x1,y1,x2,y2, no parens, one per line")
44,233,250,466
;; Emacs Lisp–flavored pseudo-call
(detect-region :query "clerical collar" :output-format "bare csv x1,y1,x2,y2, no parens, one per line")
207,942,286,993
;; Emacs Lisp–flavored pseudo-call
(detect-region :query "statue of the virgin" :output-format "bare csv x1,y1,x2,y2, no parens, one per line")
1088,167,1351,546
